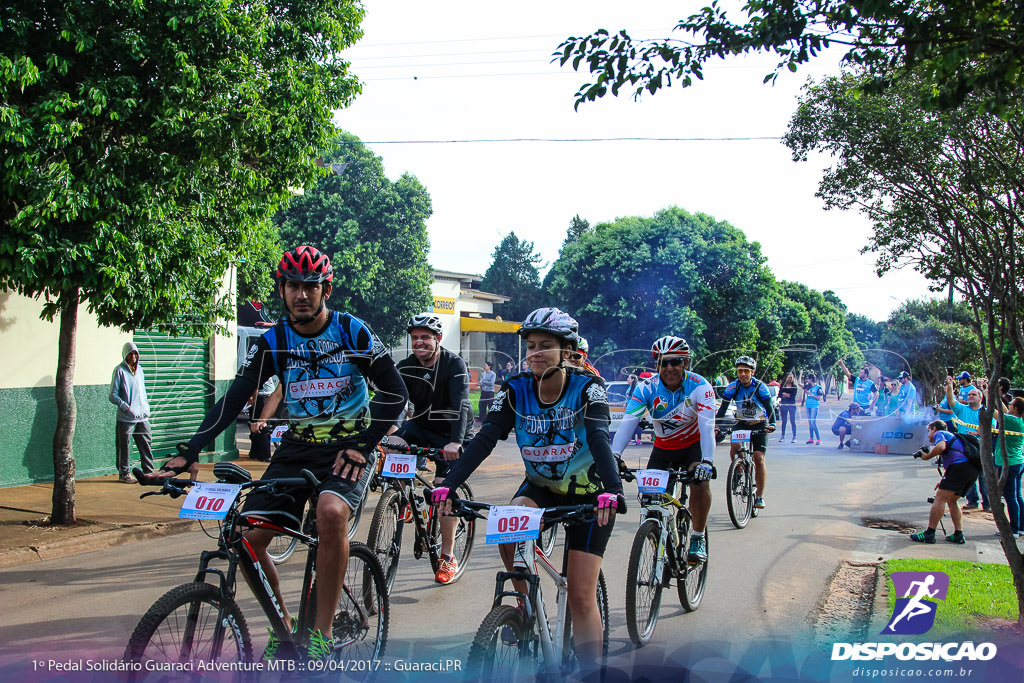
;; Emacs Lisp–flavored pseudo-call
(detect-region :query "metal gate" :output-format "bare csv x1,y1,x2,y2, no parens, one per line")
134,330,212,459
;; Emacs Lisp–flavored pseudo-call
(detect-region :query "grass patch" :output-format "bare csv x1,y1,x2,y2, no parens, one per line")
883,559,1017,635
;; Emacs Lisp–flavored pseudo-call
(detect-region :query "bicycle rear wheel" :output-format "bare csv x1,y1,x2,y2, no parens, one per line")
676,513,709,612
726,456,754,529
427,481,475,582
467,605,532,679
124,582,252,669
366,488,404,592
336,542,389,661
267,533,299,564
625,519,664,646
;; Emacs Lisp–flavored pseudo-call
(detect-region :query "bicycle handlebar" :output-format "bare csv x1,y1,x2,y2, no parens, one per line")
441,495,627,523
379,436,454,461
617,462,718,483
132,466,321,501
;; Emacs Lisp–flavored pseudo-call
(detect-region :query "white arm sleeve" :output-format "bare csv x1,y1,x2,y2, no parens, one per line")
611,412,642,456
691,382,718,464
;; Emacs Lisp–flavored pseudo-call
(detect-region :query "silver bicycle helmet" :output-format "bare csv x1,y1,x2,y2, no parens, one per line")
518,307,578,342
735,355,757,370
407,313,443,335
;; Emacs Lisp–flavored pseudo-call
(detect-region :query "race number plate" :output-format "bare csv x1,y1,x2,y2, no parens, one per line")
179,482,242,521
636,469,670,494
485,506,544,545
382,453,416,479
270,425,287,444
732,430,752,443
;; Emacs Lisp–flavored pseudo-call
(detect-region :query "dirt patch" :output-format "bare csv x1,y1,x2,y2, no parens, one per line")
813,561,879,643
861,517,918,533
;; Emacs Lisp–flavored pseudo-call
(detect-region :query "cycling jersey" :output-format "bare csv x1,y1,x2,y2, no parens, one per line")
396,346,471,444
717,377,776,426
852,377,878,409
611,372,716,463
443,369,622,496
181,311,407,464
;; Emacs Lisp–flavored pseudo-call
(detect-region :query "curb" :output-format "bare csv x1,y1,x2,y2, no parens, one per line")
0,519,198,568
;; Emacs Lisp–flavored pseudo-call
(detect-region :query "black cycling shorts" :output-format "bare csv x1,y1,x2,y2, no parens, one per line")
647,443,703,471
241,442,375,529
512,481,615,558
733,422,768,453
938,462,981,497
393,420,457,479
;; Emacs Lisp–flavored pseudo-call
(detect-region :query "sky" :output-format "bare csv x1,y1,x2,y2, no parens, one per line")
335,1,936,322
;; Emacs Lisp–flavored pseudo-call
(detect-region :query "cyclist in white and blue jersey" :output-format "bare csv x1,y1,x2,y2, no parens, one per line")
716,356,776,510
434,307,622,669
610,335,716,563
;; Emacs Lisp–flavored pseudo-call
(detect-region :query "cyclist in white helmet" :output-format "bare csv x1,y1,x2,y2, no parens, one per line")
716,355,776,510
611,335,717,563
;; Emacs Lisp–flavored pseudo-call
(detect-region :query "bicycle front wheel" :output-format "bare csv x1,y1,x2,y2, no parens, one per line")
366,487,404,592
726,456,754,529
336,542,389,661
427,481,475,582
124,582,253,668
538,523,558,557
676,514,709,612
625,519,664,647
467,605,532,679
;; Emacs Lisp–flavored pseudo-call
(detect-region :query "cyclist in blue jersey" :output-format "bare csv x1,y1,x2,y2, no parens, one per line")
802,373,826,444
154,246,407,661
434,307,622,670
610,335,716,563
838,360,878,413
715,356,776,509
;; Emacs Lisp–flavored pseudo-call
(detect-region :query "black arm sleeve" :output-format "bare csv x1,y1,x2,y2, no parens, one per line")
759,388,776,426
447,354,471,444
715,397,732,420
582,384,623,494
181,335,276,464
351,354,409,456
441,386,517,490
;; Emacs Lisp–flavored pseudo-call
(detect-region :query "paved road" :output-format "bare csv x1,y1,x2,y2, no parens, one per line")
0,437,1013,680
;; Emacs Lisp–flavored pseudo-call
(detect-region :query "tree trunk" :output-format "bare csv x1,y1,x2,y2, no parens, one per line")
51,287,79,526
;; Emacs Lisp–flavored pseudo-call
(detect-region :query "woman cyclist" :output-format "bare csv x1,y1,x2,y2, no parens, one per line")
432,307,623,669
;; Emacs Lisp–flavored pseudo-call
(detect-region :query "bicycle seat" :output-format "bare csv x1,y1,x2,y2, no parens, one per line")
213,461,253,484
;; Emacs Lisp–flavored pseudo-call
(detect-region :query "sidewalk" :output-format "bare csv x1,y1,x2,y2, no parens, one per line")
0,455,271,568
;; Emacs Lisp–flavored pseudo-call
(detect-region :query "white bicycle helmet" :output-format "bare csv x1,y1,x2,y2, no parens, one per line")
518,307,579,343
651,335,689,359
576,336,590,355
407,313,443,335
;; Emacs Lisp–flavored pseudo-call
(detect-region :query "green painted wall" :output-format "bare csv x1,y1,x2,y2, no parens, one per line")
0,380,236,488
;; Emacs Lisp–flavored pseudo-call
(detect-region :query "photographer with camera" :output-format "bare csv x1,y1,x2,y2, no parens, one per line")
909,419,980,544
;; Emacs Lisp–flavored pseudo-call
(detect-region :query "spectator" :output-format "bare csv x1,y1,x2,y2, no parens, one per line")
876,377,899,416
478,362,496,418
994,397,1024,538
936,370,977,429
247,374,281,462
778,373,799,443
944,376,990,511
520,359,529,373
108,342,154,482
499,361,515,389
999,377,1014,409
832,403,862,449
802,372,825,445
838,359,879,413
896,371,917,414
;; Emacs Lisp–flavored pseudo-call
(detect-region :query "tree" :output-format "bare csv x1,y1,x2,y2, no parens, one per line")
544,207,792,380
555,1,1024,115
1,0,364,524
777,281,859,389
481,232,545,322
273,132,433,345
845,313,883,350
785,69,1024,624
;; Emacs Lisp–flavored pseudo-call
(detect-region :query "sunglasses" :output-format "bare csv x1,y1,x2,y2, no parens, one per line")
658,358,684,368
569,352,584,361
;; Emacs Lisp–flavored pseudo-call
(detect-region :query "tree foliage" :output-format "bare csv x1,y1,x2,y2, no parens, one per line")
481,232,545,322
555,1,1024,115
273,132,433,345
785,68,1024,623
776,281,858,384
0,0,365,523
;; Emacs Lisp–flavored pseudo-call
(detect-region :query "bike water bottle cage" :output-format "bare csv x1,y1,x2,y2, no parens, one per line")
213,461,253,484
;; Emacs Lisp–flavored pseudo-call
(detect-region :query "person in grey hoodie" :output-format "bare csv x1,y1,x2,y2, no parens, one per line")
109,342,154,482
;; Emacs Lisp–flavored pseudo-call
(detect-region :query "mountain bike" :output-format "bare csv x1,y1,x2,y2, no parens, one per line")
123,462,389,672
619,463,715,647
449,497,621,679
725,427,766,529
266,445,382,565
365,438,475,590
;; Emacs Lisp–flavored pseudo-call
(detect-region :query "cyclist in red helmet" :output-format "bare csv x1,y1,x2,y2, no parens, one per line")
154,245,408,662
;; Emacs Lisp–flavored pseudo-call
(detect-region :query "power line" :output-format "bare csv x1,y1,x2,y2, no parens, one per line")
347,136,781,144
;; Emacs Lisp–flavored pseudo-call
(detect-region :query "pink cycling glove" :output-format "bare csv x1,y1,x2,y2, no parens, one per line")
431,486,451,504
596,493,618,510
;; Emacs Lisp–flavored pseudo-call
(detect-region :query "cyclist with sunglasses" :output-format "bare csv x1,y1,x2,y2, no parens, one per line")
716,356,776,510
567,335,602,377
610,335,717,563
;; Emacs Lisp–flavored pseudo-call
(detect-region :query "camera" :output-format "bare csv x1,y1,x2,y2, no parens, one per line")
914,446,928,459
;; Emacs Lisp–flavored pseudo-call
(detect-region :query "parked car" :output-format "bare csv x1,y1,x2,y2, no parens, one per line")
606,380,633,438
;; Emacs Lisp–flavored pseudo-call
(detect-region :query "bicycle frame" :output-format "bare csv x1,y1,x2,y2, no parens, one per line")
637,477,688,577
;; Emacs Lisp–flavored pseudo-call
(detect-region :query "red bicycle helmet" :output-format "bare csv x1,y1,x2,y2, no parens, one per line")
651,335,690,359
276,246,333,283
